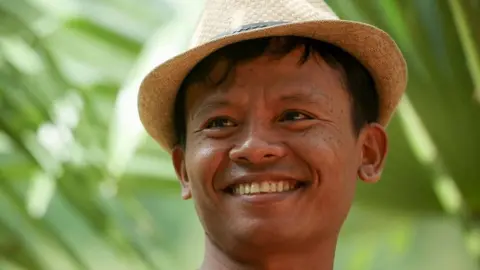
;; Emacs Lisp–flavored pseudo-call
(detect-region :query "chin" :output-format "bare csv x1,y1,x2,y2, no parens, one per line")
231,218,315,250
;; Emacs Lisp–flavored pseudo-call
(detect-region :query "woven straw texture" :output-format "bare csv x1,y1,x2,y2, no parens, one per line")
191,0,338,45
138,0,408,152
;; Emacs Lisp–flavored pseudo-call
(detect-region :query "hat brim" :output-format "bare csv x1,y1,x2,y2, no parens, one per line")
138,20,407,152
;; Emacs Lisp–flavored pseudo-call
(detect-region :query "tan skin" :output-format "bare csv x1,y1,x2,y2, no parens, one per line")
172,46,388,270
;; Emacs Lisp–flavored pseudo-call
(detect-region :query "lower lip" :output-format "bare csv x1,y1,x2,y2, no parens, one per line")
227,187,304,205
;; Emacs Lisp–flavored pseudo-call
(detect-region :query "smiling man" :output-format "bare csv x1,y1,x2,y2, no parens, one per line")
138,0,407,269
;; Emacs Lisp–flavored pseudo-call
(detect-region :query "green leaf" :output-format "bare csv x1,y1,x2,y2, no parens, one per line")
64,18,142,56
0,179,87,270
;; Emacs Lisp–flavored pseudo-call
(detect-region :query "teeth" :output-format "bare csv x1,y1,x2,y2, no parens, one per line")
232,181,298,195
251,183,260,193
261,182,269,192
278,181,284,192
270,182,276,192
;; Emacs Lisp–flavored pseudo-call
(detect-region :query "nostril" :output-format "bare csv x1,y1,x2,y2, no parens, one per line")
230,144,286,164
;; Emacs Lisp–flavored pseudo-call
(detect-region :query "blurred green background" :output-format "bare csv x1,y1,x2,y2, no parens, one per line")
0,0,479,269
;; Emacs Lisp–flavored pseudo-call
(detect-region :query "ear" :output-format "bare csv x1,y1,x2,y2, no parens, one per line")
172,146,192,200
358,123,388,183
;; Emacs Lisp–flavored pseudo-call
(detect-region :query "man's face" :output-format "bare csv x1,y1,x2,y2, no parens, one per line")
173,47,387,254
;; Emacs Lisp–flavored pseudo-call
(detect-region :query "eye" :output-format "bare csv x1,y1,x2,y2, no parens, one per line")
205,117,236,129
279,110,313,122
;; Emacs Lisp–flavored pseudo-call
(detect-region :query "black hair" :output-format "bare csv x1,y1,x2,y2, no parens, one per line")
173,36,379,148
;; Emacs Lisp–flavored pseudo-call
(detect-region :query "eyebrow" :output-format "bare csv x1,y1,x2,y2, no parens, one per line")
278,92,326,105
191,99,232,121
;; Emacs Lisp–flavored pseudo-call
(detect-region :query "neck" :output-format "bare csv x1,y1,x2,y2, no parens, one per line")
200,234,338,270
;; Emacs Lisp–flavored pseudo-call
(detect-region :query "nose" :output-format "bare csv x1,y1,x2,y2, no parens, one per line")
229,133,286,166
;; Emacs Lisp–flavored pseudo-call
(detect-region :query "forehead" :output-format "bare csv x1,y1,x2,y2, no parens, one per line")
185,46,346,108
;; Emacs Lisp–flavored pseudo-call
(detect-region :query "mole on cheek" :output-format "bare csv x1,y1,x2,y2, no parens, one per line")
336,138,342,147
194,138,203,148
316,130,326,141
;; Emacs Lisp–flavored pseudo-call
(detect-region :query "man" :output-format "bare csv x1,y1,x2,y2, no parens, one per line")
138,0,407,269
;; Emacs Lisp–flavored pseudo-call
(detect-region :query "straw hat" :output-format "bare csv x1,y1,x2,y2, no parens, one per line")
138,0,408,152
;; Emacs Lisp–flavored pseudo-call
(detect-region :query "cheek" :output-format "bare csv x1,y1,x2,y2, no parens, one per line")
297,125,346,161
294,125,358,190
300,127,359,221
185,140,226,198
184,143,226,231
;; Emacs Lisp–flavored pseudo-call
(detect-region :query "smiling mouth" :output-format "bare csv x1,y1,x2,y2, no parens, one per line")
225,180,307,196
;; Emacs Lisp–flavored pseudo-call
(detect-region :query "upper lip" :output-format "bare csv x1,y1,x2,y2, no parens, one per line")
219,172,309,191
